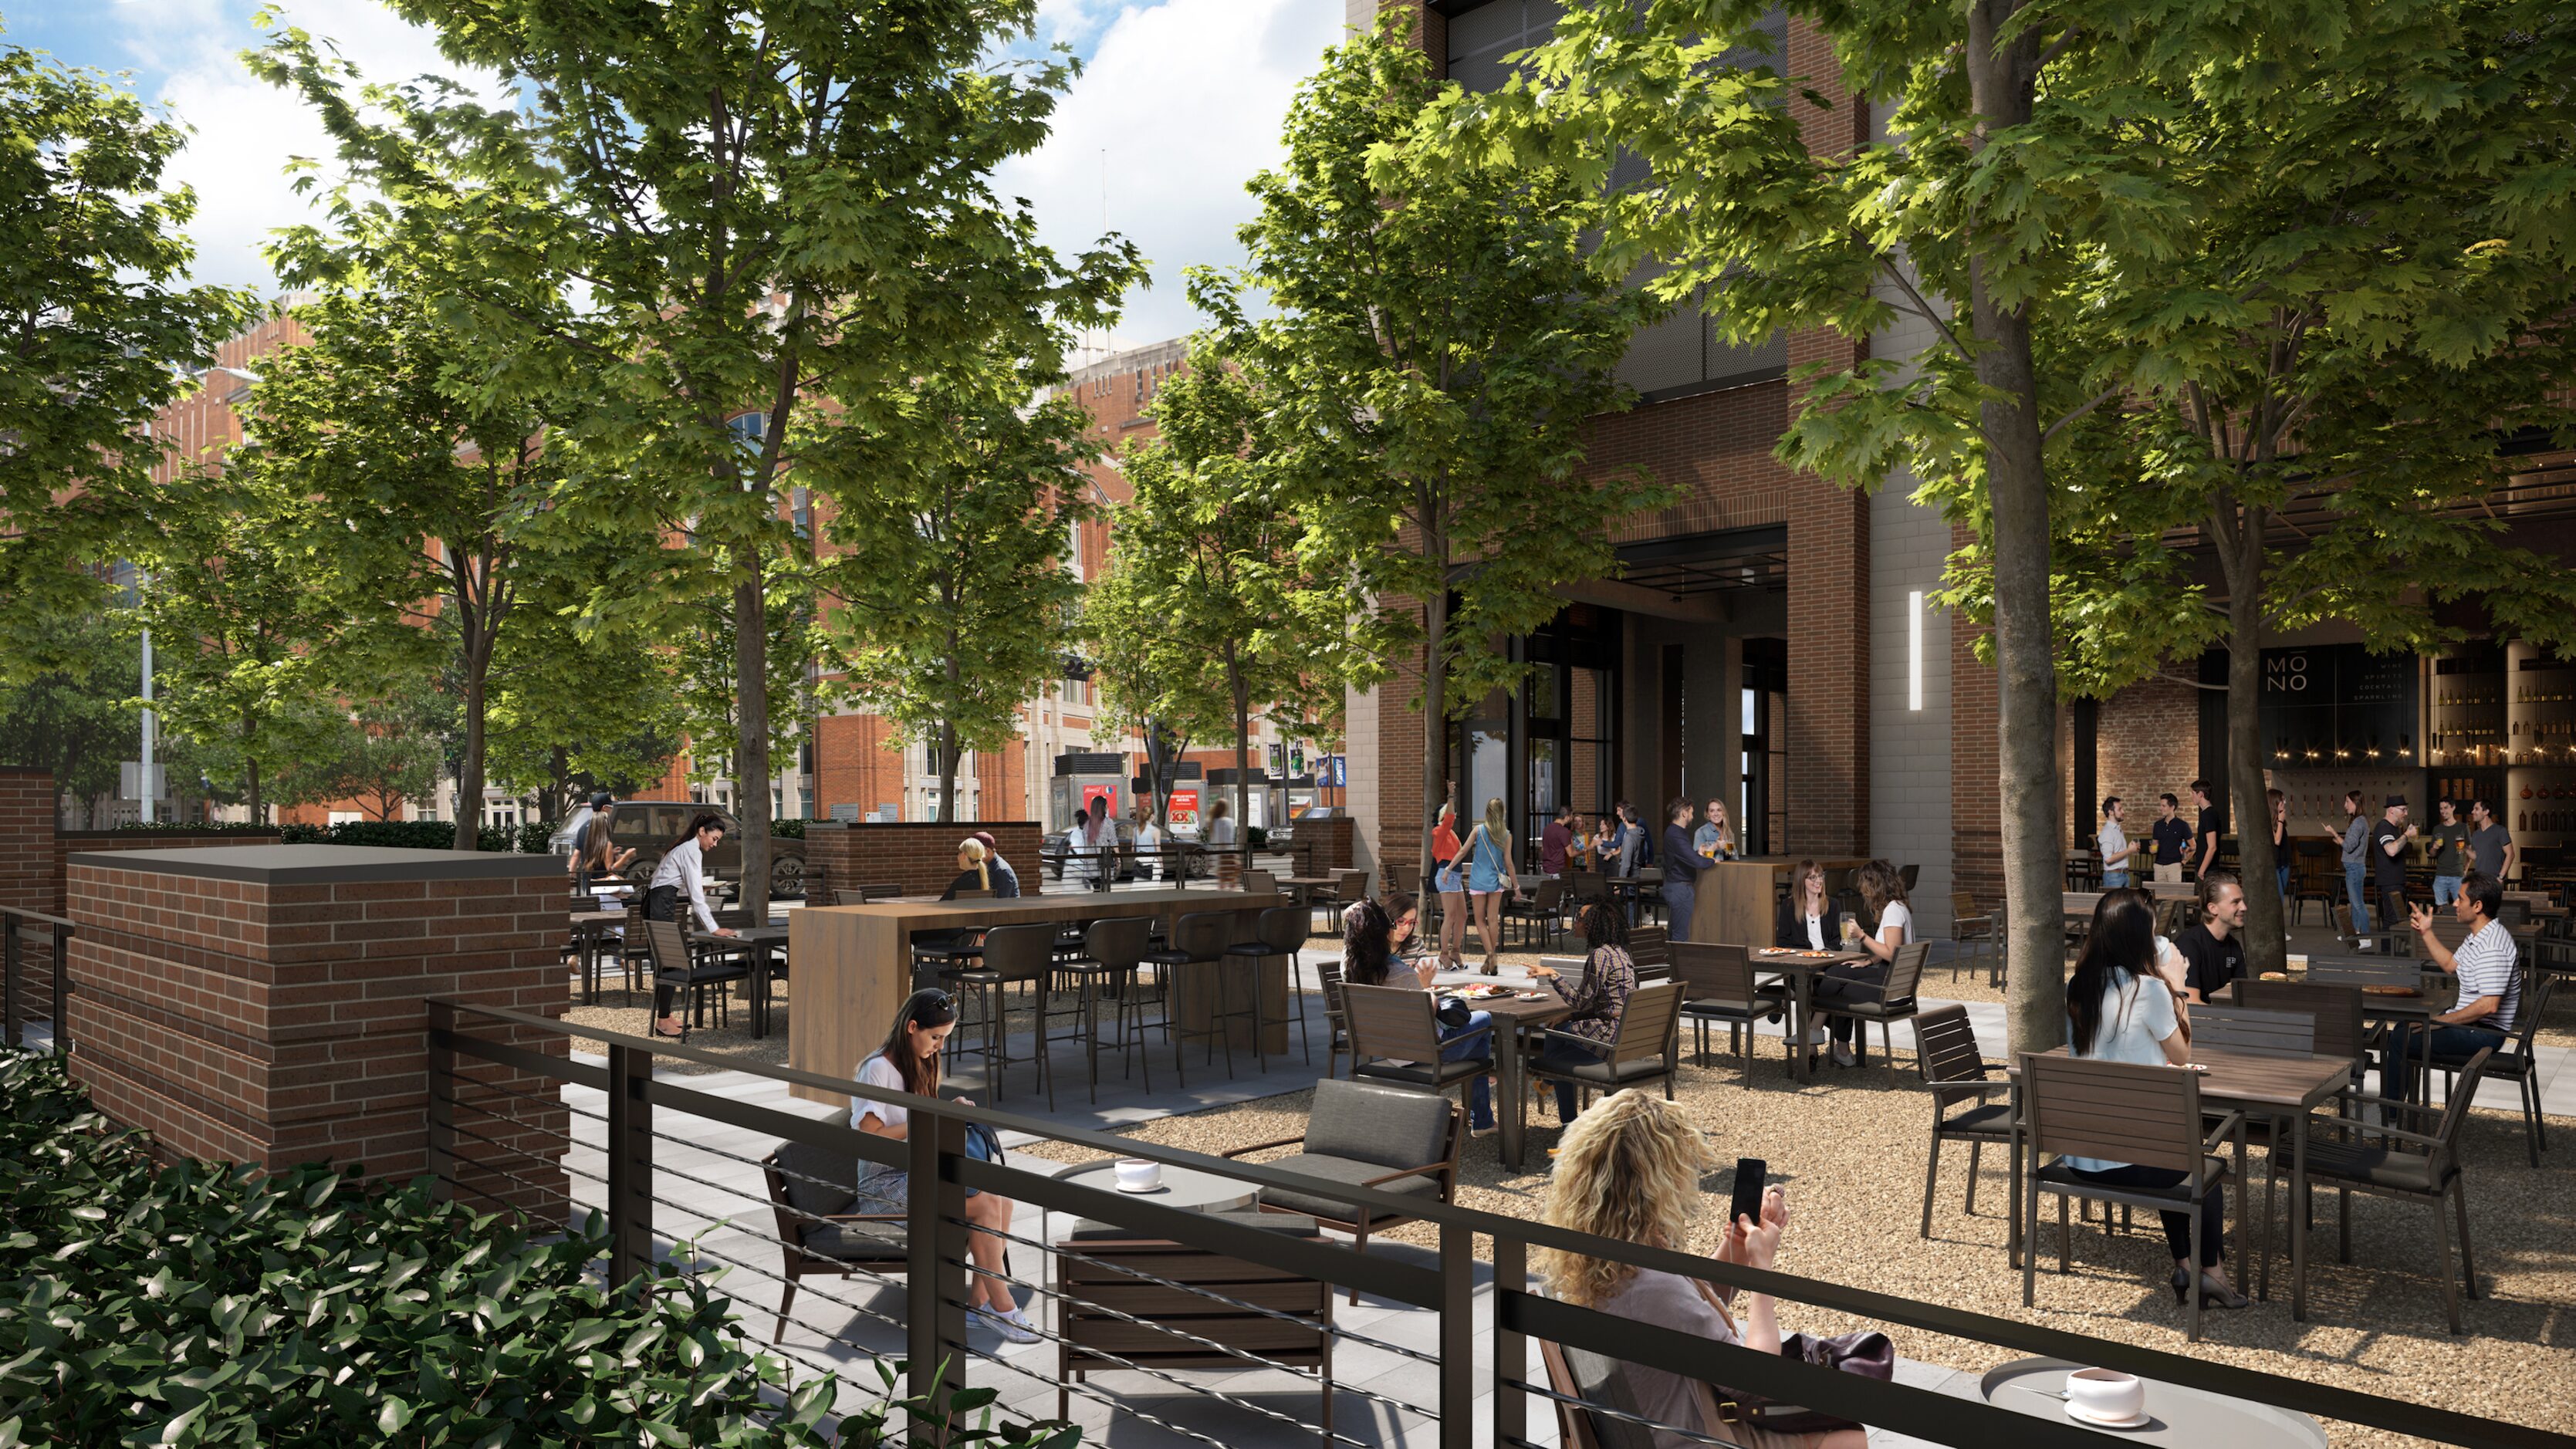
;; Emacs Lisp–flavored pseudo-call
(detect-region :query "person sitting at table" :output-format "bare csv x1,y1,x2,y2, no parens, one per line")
2384,869,2520,1103
1774,859,1831,951
644,810,739,1039
1808,860,1912,1069
2062,891,2246,1311
1539,1089,1867,1449
1659,798,1716,941
1526,902,1638,1123
566,791,637,893
941,837,1019,900
848,988,1039,1344
1344,890,1496,1135
968,830,1023,897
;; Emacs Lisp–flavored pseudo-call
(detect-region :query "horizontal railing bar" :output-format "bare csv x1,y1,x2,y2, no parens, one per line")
431,995,2551,1445
0,907,76,930
641,1075,904,1174
1513,1293,2104,1449
431,1024,609,1093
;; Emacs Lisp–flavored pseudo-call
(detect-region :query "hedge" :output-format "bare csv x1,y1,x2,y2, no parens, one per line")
0,1052,1073,1448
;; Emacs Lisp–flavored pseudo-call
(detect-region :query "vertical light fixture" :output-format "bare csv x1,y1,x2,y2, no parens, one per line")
1907,589,1925,711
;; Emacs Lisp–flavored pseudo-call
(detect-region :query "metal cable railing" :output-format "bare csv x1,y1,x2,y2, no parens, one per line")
428,995,2572,1449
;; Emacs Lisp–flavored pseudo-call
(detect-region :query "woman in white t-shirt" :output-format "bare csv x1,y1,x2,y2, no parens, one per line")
2063,893,2245,1310
1809,860,1914,1069
848,990,1039,1343
1538,1090,1866,1449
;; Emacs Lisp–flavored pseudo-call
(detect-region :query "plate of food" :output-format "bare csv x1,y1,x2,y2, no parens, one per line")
2362,985,2422,998
1451,982,1510,999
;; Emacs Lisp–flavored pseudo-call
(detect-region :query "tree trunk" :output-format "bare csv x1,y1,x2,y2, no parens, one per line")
1967,0,2066,1058
1232,656,1253,880
732,560,772,918
2222,518,2285,971
1418,588,1448,892
245,746,263,826
936,719,958,827
544,745,571,824
452,647,489,852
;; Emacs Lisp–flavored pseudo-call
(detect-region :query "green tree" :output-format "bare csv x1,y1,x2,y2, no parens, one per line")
2007,7,2576,971
482,565,682,823
257,1,1144,914
823,359,1097,824
0,32,252,674
0,611,136,826
1206,20,1664,890
672,549,821,839
1084,346,1338,871
236,238,605,849
282,681,447,822
129,472,343,825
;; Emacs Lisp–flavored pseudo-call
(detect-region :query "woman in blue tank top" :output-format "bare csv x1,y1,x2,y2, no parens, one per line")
1446,796,1519,974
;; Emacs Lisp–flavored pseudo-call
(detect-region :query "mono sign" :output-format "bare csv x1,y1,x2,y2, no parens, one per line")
2264,653,2314,694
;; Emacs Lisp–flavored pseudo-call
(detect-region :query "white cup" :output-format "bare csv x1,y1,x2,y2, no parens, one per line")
2287,954,2308,973
2064,1367,2145,1424
1113,1158,1161,1192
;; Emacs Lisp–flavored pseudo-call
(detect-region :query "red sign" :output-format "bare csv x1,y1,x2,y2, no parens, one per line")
1165,789,1201,831
1081,782,1119,829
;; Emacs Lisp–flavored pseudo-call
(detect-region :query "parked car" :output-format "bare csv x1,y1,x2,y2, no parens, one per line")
548,801,807,898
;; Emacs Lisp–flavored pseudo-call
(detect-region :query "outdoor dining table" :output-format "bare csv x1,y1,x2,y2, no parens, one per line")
1978,1357,2327,1446
1746,945,1873,1084
2007,1045,2354,1317
732,923,790,1039
571,909,628,1005
1425,972,1571,1172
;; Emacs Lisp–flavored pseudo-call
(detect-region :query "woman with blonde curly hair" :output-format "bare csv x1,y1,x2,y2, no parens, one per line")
1539,1092,1864,1449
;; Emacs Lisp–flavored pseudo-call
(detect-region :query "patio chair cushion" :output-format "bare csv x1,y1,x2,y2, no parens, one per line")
1680,995,1770,1020
2035,1156,2229,1197
1354,1057,1491,1091
1936,1102,2017,1139
1305,1077,1453,1170
772,1139,861,1219
2302,1138,2449,1195
1255,1153,1444,1221
1531,1052,1671,1088
800,1219,908,1260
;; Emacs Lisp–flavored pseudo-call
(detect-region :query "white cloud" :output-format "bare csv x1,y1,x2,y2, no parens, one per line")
997,0,1341,355
113,2,490,296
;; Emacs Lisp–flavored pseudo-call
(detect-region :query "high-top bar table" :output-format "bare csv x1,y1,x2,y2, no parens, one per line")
786,889,1282,1106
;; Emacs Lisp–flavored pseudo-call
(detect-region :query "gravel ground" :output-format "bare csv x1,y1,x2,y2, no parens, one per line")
1015,1046,2574,1448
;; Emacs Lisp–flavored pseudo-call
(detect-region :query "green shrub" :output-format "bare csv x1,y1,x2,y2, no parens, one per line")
517,820,559,854
772,818,806,840
61,822,282,837
0,1053,1073,1448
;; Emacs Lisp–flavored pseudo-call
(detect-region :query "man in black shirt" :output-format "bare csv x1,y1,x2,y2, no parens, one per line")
2190,779,2223,881
2172,873,2247,1003
2148,794,2191,885
2370,795,2415,950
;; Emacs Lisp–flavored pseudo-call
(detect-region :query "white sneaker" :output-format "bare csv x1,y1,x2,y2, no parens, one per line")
979,1306,1043,1345
1799,1025,1831,1046
1830,1042,1858,1069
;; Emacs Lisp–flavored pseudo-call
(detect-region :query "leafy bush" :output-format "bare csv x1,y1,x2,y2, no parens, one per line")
1246,825,1269,851
772,818,806,840
518,820,559,854
59,822,283,838
0,1052,1073,1447
273,819,517,853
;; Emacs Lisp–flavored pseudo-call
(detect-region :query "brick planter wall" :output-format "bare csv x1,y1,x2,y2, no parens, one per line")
803,821,1046,899
0,769,57,1021
61,846,568,1211
55,829,284,915
1297,817,1356,876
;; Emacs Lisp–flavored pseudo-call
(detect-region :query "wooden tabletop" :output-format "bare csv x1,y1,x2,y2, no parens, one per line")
1750,946,1871,973
1426,974,1571,1025
806,887,1278,927
2022,1045,2351,1112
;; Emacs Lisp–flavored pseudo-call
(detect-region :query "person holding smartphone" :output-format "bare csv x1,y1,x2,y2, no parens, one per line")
1537,1090,1866,1449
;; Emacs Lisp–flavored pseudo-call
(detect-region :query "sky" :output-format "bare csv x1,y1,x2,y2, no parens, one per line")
12,0,1347,353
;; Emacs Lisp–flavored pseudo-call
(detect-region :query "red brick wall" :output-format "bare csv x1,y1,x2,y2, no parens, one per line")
53,829,282,916
815,713,909,821
803,822,1048,899
2079,674,2202,842
60,848,568,1211
0,769,57,1015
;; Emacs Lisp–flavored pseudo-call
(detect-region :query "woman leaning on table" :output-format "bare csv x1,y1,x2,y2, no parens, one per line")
1540,1089,1866,1449
1342,890,1496,1134
2063,890,2246,1311
642,810,739,1040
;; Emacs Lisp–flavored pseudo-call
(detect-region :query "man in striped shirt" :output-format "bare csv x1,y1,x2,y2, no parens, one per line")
2383,870,2520,1101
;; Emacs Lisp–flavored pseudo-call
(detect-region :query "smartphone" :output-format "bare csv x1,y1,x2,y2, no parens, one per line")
1728,1158,1768,1228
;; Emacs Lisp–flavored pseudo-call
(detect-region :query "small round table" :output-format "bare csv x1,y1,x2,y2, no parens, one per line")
1053,1159,1259,1214
1979,1358,2328,1447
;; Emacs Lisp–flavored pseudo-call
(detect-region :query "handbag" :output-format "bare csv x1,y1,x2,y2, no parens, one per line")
1710,1329,1895,1436
1434,995,1475,1031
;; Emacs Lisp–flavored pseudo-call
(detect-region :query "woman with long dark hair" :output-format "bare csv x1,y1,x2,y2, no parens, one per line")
1525,902,1638,1123
848,989,1037,1343
2061,892,2244,1311
1343,890,1497,1134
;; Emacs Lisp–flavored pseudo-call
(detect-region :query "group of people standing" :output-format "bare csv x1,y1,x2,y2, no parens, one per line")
2326,792,2514,948
2094,781,2226,890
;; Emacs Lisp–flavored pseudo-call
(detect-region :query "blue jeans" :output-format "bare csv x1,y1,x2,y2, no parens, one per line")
2344,862,2370,936
1530,1036,1610,1123
2433,875,2461,907
1662,883,1695,942
2101,870,2131,890
2277,864,2290,898
2380,1023,2507,1102
1439,1010,1496,1130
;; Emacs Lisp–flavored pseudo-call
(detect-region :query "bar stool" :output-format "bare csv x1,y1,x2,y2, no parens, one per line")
1221,906,1311,1071
909,888,989,991
1054,917,1156,1103
1143,911,1243,1087
942,922,1056,1105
